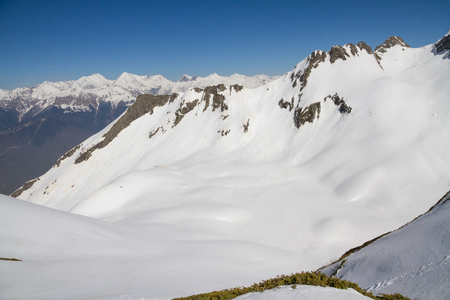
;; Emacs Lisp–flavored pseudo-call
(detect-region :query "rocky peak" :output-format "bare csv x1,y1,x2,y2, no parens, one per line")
328,45,350,63
356,41,373,54
375,36,410,53
435,30,450,54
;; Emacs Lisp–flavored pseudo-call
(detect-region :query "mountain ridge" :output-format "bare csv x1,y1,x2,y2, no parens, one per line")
0,72,277,195
2,32,450,299
0,72,278,120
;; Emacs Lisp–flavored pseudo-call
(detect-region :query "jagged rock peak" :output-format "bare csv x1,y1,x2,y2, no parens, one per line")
375,36,410,53
356,41,373,54
435,30,450,54
328,45,350,64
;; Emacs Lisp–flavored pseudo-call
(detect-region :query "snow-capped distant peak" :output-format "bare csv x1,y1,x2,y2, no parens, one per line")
116,72,135,80
206,73,222,78
76,73,110,89
177,74,198,82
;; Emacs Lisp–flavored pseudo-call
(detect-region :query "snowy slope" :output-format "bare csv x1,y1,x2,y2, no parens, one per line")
0,72,277,195
320,191,450,300
2,33,450,299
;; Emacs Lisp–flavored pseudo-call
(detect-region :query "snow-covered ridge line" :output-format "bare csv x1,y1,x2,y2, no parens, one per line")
0,72,278,120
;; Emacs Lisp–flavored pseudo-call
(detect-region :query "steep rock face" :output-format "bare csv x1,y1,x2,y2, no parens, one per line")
375,36,410,53
293,102,321,128
202,84,228,112
328,45,350,63
356,41,373,54
174,99,200,126
290,50,327,89
435,31,450,54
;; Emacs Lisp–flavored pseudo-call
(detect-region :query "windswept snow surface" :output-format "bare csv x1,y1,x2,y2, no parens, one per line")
234,285,372,300
2,37,450,299
321,192,450,300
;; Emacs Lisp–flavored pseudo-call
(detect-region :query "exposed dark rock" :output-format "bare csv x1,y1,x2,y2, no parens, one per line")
292,50,327,90
149,127,160,138
75,93,177,164
173,99,199,126
11,178,39,198
338,103,352,114
220,129,230,136
194,87,203,93
278,98,294,111
243,119,250,133
375,36,410,53
230,84,243,92
293,102,321,129
202,85,228,112
435,33,450,54
169,93,178,103
324,93,352,114
290,72,295,83
356,41,373,54
346,43,358,56
328,45,350,64
54,145,80,167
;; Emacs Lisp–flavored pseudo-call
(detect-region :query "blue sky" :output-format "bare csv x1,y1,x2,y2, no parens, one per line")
0,0,449,90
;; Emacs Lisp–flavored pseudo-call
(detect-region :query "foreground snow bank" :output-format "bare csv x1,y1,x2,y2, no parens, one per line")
234,285,371,300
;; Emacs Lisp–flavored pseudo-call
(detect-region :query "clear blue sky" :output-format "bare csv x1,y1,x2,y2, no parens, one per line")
0,0,449,90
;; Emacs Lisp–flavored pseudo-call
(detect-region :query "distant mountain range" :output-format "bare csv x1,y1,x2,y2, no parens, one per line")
2,31,449,299
0,72,277,195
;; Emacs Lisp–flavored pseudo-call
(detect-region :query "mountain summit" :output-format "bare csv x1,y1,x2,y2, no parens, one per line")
2,32,450,299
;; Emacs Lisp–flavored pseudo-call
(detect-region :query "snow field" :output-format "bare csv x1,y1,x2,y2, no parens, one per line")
2,38,449,299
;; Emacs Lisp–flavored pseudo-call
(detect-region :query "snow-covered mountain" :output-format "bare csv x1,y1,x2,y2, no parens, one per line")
320,190,450,300
0,72,277,121
2,31,450,299
0,72,277,195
